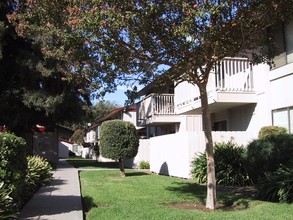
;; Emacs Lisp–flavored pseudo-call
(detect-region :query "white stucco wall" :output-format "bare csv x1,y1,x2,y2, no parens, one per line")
269,62,293,110
58,141,72,158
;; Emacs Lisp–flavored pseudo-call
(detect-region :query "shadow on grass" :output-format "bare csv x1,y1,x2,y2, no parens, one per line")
166,181,207,204
82,196,112,218
67,157,119,169
126,171,150,177
82,196,95,218
165,181,252,210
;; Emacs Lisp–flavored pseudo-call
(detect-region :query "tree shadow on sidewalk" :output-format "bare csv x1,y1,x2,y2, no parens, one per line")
19,195,82,219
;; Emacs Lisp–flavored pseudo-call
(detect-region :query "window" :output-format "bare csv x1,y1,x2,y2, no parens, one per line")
285,21,293,63
272,20,293,69
272,107,293,133
213,120,227,131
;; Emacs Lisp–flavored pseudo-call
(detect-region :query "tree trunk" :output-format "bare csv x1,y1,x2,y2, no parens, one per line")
199,84,216,210
119,159,126,177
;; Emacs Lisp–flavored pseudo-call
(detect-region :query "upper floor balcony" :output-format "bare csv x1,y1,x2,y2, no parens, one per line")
176,57,257,114
137,94,180,127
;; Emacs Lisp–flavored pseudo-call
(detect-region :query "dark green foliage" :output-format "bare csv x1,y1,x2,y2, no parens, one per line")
258,126,288,139
0,182,17,219
192,141,251,186
0,132,28,207
191,153,208,184
139,161,150,169
70,129,85,144
215,142,251,186
93,144,100,158
245,134,293,183
25,155,53,194
100,120,139,160
256,164,293,203
0,2,92,133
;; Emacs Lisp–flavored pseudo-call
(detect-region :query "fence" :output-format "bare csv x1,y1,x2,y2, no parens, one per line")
125,139,150,168
149,131,257,179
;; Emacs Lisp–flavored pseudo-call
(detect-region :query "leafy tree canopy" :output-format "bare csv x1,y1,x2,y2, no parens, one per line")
17,1,293,85
0,0,100,132
62,100,121,131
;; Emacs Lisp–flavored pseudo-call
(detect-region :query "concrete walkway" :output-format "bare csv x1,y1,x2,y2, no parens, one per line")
18,159,83,220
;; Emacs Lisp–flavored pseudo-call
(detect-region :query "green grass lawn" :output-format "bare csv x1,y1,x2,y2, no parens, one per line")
78,167,293,220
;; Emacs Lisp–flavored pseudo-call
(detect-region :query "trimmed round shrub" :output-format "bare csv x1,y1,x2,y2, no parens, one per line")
245,134,293,183
256,164,293,203
192,141,251,186
100,120,139,176
0,132,28,207
25,155,53,194
100,120,139,160
258,126,288,139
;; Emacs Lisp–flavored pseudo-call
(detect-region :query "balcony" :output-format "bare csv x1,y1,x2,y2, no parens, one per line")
176,57,257,114
137,94,180,126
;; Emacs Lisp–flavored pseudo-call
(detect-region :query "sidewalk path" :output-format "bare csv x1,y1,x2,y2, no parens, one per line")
18,159,83,220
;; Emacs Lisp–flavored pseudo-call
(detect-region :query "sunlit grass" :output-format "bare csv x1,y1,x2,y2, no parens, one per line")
79,169,293,220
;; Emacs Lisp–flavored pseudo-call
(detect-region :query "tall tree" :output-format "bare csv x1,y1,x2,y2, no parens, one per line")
63,100,120,131
0,0,95,132
14,0,293,209
74,0,293,209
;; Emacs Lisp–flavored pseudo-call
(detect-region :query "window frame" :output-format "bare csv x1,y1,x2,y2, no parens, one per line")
272,106,293,133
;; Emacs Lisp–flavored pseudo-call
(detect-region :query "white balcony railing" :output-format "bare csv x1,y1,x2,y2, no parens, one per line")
176,57,255,112
137,94,175,124
212,57,253,92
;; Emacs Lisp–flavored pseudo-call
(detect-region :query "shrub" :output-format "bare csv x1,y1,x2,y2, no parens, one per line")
215,142,251,186
258,126,288,139
191,153,207,184
100,120,139,177
191,141,251,186
0,182,17,219
139,161,150,169
256,164,293,203
245,134,293,183
25,155,53,194
0,132,28,207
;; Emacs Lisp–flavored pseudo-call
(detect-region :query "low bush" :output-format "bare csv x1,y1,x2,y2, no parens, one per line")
256,164,293,203
258,126,288,139
0,182,17,219
25,155,53,194
245,134,293,183
191,152,207,184
192,141,251,186
139,161,150,169
0,132,28,207
215,142,251,186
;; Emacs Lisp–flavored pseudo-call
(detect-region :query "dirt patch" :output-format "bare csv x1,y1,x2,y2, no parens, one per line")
166,202,207,211
166,201,248,211
164,186,256,212
96,203,112,208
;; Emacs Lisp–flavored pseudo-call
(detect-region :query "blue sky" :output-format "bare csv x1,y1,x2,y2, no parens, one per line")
92,85,143,106
103,85,128,106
